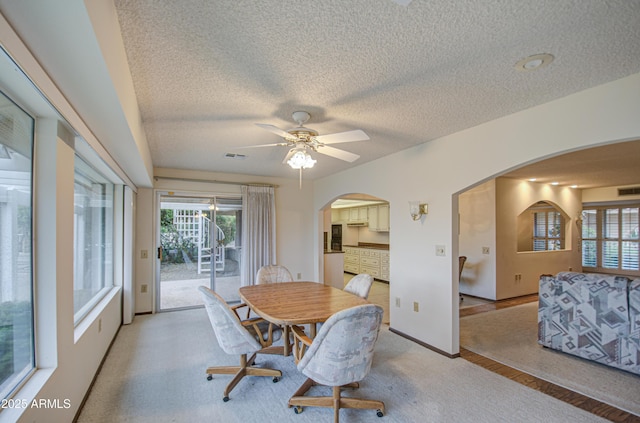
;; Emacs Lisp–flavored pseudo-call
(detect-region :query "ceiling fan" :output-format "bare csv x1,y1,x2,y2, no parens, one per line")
247,111,369,169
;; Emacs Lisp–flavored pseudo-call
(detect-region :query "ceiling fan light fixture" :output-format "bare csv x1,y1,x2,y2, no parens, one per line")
287,149,316,169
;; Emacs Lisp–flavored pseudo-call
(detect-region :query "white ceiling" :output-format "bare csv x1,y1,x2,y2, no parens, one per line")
2,1,640,187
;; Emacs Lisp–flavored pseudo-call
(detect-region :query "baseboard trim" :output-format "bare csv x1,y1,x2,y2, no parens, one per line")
389,327,460,358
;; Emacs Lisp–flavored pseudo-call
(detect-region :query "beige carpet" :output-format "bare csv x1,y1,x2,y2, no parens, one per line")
76,307,611,422
460,302,640,416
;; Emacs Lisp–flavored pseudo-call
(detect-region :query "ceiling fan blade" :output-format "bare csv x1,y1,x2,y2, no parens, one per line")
314,129,369,145
316,145,360,162
237,142,289,149
255,123,297,140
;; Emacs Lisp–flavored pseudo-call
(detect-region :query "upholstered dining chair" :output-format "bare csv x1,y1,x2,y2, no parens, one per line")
459,256,467,302
289,303,385,422
256,264,294,284
343,273,374,299
255,264,295,348
198,286,282,402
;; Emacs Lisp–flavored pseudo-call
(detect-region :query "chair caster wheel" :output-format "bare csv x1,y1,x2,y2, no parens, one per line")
206,375,213,381
293,406,302,414
273,376,280,383
376,409,384,417
222,396,230,402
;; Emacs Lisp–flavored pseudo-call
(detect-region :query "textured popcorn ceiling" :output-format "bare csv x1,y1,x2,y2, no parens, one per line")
113,0,640,183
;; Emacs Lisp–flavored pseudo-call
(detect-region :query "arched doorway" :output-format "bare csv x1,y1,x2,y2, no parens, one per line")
320,193,391,324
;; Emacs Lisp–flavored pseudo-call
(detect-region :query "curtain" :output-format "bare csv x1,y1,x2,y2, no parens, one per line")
241,185,276,286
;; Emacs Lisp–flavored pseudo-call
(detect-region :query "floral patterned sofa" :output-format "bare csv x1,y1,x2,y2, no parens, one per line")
538,271,640,375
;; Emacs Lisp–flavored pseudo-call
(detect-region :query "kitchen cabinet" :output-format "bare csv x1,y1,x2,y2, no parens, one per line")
380,251,390,281
367,204,389,231
344,247,360,273
348,207,368,223
367,206,378,229
360,249,381,278
343,246,389,282
377,204,390,231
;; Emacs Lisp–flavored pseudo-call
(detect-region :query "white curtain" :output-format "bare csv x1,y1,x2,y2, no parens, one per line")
241,185,276,286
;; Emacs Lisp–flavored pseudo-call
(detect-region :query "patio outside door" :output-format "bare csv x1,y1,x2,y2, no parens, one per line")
157,194,242,310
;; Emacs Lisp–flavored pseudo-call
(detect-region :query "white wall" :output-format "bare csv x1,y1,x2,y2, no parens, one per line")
459,180,496,299
313,72,640,356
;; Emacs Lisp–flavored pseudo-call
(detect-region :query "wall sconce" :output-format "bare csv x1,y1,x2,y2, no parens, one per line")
409,201,428,221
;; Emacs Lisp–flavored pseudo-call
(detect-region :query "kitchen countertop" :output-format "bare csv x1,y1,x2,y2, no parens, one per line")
343,243,389,250
323,249,345,254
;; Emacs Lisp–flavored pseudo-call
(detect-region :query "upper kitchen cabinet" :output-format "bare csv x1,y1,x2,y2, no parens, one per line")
348,207,368,223
368,204,389,231
331,207,350,223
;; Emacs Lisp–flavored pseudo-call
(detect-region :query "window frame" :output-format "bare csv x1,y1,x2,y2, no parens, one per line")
581,203,640,276
0,88,36,400
72,154,115,326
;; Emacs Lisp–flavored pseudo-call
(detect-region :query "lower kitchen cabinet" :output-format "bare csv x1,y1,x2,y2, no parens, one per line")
343,246,389,282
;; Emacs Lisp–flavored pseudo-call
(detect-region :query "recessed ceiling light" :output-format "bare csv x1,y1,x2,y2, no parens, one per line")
515,53,554,72
528,178,537,182
570,185,578,189
551,182,559,186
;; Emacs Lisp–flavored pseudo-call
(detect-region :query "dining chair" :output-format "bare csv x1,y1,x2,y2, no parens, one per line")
343,273,374,299
198,286,282,402
256,264,294,284
289,303,385,422
459,256,467,302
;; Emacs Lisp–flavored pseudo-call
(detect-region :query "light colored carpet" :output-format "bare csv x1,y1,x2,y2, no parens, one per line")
460,302,640,416
76,308,611,422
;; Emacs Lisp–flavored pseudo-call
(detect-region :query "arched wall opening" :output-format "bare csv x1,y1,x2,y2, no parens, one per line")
318,192,390,320
456,138,640,356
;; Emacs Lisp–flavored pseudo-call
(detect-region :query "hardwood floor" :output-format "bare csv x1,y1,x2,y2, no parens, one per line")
460,294,640,422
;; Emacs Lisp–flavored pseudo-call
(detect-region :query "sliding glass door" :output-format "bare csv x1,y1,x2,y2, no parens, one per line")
157,193,242,310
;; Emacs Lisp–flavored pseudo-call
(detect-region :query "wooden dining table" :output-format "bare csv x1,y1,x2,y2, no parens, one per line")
239,281,369,356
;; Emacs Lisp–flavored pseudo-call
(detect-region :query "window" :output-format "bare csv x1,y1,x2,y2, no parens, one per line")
582,205,640,273
533,209,564,251
73,156,114,324
0,90,35,398
517,201,566,252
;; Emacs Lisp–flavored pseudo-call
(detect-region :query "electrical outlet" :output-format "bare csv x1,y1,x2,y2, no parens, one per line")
297,272,302,280
413,302,419,312
435,245,446,256
482,246,490,255
141,284,148,293
140,249,148,259
395,297,401,307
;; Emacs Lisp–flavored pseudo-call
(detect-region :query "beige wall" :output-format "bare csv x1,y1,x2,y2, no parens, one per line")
495,178,582,299
582,183,640,203
459,179,497,299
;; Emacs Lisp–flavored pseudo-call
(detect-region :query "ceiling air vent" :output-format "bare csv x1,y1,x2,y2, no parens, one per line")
618,186,640,196
224,152,246,160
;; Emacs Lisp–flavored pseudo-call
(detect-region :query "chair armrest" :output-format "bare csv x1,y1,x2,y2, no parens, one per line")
231,302,251,319
291,325,312,364
242,317,278,348
291,325,312,346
